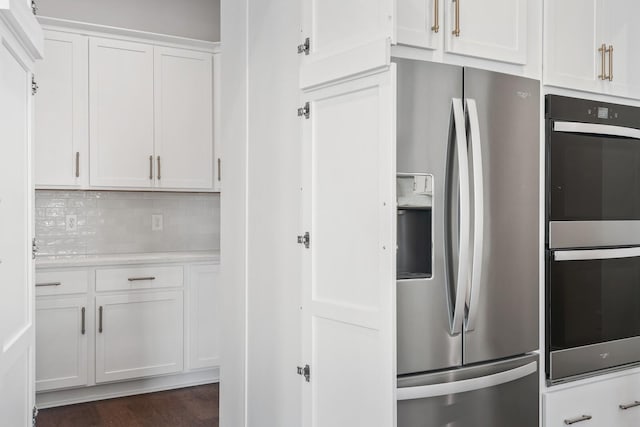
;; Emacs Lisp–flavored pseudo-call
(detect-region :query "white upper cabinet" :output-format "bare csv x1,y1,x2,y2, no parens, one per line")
544,0,640,100
35,31,88,188
599,0,640,100
445,0,527,64
299,0,394,88
397,0,527,64
89,38,154,188
154,47,213,190
397,0,442,50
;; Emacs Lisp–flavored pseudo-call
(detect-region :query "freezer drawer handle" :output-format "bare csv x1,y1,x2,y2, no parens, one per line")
553,121,640,140
554,247,640,262
619,401,640,410
396,361,536,401
564,415,592,425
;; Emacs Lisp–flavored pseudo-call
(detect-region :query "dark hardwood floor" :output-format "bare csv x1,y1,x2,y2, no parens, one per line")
37,384,219,427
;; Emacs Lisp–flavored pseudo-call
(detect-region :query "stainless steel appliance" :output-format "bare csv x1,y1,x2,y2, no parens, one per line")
394,58,540,427
546,95,640,383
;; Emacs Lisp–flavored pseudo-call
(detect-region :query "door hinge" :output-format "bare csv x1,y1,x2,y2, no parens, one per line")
297,232,310,249
31,75,38,95
297,102,310,119
32,406,38,426
297,364,310,382
32,238,38,259
31,0,37,15
297,37,310,55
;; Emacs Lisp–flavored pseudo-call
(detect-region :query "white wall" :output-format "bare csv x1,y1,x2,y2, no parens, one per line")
220,0,302,425
37,0,220,41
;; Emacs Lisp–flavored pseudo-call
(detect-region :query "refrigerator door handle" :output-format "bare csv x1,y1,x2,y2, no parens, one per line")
465,99,484,332
396,361,537,401
450,98,471,335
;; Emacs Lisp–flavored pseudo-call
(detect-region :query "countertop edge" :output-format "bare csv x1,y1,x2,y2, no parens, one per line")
35,251,221,269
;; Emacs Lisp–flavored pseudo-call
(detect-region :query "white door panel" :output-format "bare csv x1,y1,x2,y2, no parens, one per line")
300,0,394,88
301,67,396,427
34,31,88,188
89,38,154,188
154,47,213,190
0,32,34,426
189,264,220,369
397,0,441,50
446,0,527,64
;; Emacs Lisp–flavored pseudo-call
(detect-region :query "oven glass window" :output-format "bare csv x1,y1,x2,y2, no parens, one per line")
550,255,640,351
550,132,640,221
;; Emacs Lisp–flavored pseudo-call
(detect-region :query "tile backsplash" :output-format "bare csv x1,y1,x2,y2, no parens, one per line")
35,191,220,256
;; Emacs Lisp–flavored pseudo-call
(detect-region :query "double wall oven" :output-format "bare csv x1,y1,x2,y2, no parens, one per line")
546,95,640,383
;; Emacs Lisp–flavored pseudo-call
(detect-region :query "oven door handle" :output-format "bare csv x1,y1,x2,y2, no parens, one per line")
554,247,640,261
554,121,640,139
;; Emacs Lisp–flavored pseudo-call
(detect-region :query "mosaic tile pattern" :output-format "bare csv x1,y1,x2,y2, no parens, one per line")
35,191,220,256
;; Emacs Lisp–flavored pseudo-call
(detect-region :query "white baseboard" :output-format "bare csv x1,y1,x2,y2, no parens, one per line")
36,368,219,409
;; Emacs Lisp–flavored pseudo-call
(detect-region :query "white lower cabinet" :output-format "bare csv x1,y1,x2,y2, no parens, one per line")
36,296,89,392
95,291,184,383
189,264,220,369
545,373,640,426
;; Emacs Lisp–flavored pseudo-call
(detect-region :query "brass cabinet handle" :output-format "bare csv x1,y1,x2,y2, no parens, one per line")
452,0,460,36
36,282,61,287
98,306,103,333
75,152,80,178
157,156,161,180
432,0,440,33
564,415,592,425
149,155,153,180
128,276,156,282
81,307,85,335
217,158,221,181
619,401,640,410
608,45,613,81
598,43,607,80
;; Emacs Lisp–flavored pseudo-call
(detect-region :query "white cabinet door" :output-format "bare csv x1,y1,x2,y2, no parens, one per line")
34,31,88,188
300,0,394,88
154,47,213,190
300,67,396,427
188,264,220,370
543,0,603,93
397,0,442,50
95,291,183,383
599,0,640,100
0,23,36,427
213,53,222,192
445,0,527,64
89,38,154,188
35,297,88,392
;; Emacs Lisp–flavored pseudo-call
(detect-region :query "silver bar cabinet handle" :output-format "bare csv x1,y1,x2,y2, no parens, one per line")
598,43,607,80
217,158,221,181
128,276,156,282
36,282,61,287
157,156,161,180
608,44,613,82
452,0,460,36
619,401,640,410
75,152,80,178
149,155,153,180
564,415,592,425
98,306,103,333
81,307,85,335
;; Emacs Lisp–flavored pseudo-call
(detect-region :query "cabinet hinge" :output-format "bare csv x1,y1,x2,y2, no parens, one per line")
297,102,310,119
297,364,310,382
31,75,38,95
32,406,38,427
297,37,310,55
31,0,37,15
297,232,310,249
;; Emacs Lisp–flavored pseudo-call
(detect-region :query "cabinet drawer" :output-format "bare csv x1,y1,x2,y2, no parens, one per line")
95,265,183,292
35,270,88,296
545,373,640,426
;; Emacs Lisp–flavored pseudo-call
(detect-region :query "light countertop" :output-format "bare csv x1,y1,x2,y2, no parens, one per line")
36,250,220,269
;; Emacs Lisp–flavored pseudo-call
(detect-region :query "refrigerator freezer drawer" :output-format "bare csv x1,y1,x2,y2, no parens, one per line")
397,354,539,427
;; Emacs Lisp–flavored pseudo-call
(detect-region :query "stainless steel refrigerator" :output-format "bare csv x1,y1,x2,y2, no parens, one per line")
394,58,540,427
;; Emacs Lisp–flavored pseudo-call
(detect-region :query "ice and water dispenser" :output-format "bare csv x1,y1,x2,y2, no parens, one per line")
396,174,433,280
